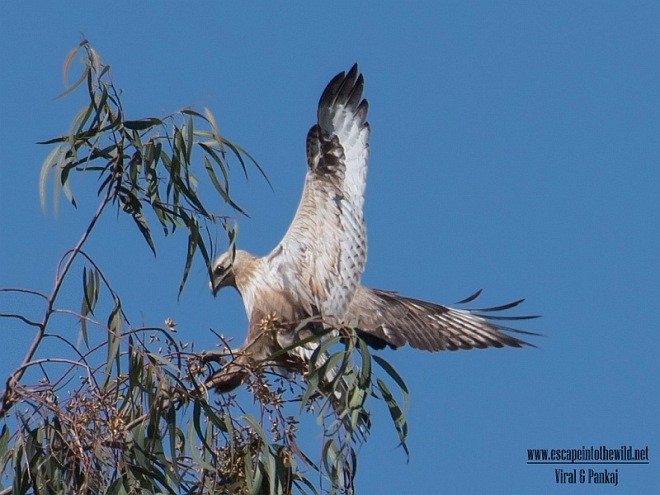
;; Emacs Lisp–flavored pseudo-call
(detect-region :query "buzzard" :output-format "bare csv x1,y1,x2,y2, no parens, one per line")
205,65,536,392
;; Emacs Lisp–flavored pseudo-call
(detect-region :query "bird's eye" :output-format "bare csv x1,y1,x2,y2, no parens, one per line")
214,265,225,276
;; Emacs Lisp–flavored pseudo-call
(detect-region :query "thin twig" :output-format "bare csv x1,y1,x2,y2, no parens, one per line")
0,190,113,417
0,313,41,328
0,288,49,300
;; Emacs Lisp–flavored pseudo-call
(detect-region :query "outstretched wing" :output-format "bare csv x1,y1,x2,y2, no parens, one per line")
347,286,538,351
271,65,370,321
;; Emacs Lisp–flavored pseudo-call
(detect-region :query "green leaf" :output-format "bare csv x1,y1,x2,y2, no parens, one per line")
59,158,77,208
308,334,342,372
69,103,94,139
0,424,9,461
180,108,207,120
223,139,250,179
185,114,194,165
201,151,247,216
131,209,156,256
357,337,372,388
39,145,62,213
294,475,321,495
123,118,163,130
127,150,142,187
118,186,157,255
91,87,110,130
79,266,100,348
103,298,123,389
244,447,256,495
165,405,182,487
187,403,217,472
143,142,170,233
228,140,272,189
56,63,90,100
264,447,277,495
300,335,342,412
316,351,346,392
243,414,268,445
376,377,410,460
373,354,410,413
203,107,225,158
36,136,68,145
177,213,199,298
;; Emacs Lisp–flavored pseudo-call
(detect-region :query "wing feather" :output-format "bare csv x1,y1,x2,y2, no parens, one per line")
272,65,370,321
347,286,537,351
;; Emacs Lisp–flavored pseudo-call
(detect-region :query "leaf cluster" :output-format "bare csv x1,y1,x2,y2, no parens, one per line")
39,39,268,296
0,314,408,494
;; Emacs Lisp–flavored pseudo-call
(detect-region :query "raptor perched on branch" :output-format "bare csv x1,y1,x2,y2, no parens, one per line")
204,65,537,392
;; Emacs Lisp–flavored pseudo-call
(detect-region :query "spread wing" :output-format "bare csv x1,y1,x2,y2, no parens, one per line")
347,286,538,351
271,65,370,321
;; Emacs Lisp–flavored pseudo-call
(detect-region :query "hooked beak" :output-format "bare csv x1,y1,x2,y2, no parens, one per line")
210,272,230,296
210,279,221,297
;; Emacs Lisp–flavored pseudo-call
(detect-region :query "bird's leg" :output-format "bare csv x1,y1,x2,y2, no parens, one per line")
199,349,234,364
204,358,251,393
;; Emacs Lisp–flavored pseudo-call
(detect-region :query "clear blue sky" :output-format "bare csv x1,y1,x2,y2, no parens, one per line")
1,2,659,492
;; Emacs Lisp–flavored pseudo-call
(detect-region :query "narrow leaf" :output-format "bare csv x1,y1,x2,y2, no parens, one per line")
39,145,62,213
203,107,225,157
123,118,163,131
376,377,410,460
57,64,90,100
373,354,410,413
103,298,123,389
178,215,198,298
130,210,156,256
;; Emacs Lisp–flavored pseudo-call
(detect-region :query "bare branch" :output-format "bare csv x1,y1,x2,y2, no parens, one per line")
0,313,41,328
0,288,49,300
0,191,113,418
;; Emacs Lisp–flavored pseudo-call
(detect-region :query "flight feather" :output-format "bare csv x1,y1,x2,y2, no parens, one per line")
273,64,370,322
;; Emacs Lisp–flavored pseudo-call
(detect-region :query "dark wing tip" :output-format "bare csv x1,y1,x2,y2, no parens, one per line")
347,62,359,80
456,289,483,304
346,73,364,108
453,289,542,347
318,64,365,114
479,298,526,312
319,70,347,109
456,290,539,317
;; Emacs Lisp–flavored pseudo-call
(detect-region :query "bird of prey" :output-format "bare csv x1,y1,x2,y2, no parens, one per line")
205,65,536,393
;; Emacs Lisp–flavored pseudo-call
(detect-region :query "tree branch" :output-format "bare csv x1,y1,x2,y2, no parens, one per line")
0,313,41,328
0,190,113,418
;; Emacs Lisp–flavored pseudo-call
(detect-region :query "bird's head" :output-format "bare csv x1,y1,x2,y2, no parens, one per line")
210,250,236,296
210,249,255,296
